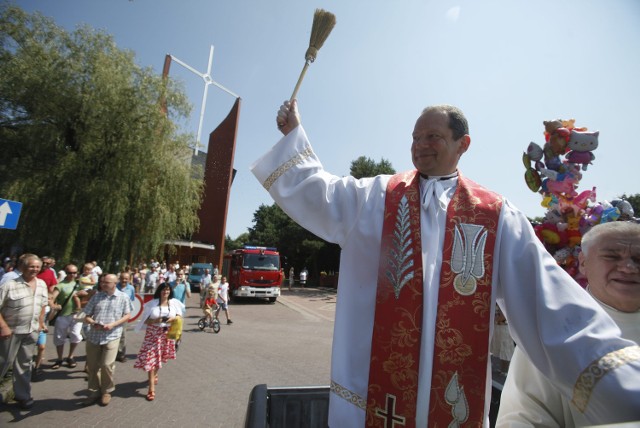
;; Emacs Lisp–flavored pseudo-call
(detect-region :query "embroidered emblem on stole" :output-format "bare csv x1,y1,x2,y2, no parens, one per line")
452,224,488,296
365,170,502,427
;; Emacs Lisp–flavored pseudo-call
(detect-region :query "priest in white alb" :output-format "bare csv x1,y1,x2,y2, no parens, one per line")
251,100,640,427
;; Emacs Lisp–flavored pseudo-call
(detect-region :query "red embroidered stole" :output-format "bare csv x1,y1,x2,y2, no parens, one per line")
365,170,502,427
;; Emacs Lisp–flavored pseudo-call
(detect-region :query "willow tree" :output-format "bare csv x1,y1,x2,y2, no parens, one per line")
0,5,203,268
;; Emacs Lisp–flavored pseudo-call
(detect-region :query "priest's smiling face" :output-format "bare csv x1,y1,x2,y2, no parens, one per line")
579,228,640,313
411,109,470,177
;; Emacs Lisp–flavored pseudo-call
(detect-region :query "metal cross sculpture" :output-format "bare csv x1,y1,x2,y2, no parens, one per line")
164,45,239,155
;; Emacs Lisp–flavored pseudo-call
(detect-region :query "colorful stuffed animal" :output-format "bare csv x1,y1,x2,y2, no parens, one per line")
535,223,566,246
566,216,582,247
573,187,597,209
523,152,542,193
553,247,571,264
526,142,544,168
542,120,571,171
542,166,580,198
611,199,635,220
566,130,598,170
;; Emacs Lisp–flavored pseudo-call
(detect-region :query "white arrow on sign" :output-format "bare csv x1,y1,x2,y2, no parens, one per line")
0,201,12,227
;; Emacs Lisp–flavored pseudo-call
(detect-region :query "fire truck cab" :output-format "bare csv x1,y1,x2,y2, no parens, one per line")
223,246,283,303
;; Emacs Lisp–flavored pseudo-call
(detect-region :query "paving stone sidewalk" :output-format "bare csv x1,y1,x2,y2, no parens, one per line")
0,288,335,427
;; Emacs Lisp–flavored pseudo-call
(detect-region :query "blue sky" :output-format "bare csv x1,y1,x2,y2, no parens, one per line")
14,0,640,239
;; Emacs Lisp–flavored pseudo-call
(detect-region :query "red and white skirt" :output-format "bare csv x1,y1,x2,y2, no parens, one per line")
134,324,177,372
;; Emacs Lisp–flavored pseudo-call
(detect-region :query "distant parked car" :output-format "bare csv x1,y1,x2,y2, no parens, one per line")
188,263,214,293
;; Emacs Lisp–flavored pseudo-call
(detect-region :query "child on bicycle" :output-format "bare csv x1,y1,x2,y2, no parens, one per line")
202,285,218,330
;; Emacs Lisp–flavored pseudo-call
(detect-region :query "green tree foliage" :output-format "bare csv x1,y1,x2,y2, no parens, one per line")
224,233,249,252
350,156,396,179
247,204,291,247
0,5,202,268
247,204,339,280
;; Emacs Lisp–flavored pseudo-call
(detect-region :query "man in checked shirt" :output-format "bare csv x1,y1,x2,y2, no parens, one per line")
81,274,130,407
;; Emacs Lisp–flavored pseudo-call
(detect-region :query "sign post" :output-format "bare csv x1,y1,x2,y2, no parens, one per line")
0,199,22,230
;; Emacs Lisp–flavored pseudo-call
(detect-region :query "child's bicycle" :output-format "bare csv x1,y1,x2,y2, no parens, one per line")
198,316,221,333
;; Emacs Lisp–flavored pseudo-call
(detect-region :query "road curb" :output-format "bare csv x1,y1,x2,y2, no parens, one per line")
278,288,336,322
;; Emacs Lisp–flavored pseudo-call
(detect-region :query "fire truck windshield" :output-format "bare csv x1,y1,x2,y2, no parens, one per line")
242,254,280,271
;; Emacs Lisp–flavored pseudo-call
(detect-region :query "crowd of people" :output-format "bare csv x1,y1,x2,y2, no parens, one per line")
0,254,231,409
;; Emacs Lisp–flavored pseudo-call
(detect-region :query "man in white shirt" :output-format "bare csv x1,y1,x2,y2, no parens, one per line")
215,276,233,325
497,221,640,427
251,100,640,426
144,266,159,294
200,269,212,307
0,257,23,286
0,254,48,409
163,264,177,283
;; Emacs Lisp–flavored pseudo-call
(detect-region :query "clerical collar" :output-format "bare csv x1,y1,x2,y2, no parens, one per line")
419,171,458,181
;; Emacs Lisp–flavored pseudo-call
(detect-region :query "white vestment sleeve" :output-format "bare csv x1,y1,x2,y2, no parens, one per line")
251,125,389,247
495,200,640,424
252,125,390,426
496,348,570,428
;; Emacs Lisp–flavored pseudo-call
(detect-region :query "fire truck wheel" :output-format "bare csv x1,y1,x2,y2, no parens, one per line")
268,297,277,303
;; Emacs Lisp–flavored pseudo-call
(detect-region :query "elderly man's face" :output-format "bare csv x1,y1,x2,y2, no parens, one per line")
411,110,470,177
23,258,43,281
579,231,640,312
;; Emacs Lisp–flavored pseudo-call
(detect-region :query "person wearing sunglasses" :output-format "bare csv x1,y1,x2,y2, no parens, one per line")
49,264,84,370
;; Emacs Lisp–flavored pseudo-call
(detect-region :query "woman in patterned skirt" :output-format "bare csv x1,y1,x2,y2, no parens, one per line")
134,282,184,401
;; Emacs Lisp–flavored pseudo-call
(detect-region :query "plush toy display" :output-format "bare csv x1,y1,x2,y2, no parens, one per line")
522,119,635,285
566,130,598,170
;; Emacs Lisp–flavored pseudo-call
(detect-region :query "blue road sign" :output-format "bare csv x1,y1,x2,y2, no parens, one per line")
0,198,22,230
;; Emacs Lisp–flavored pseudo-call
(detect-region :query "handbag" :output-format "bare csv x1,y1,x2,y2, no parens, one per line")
48,282,79,326
166,316,183,340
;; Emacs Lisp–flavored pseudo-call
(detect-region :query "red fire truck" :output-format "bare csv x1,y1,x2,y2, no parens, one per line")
222,246,283,303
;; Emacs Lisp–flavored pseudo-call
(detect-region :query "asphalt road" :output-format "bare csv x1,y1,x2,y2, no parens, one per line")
0,287,336,427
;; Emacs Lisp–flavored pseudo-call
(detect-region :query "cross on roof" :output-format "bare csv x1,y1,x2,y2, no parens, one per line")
167,45,239,155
